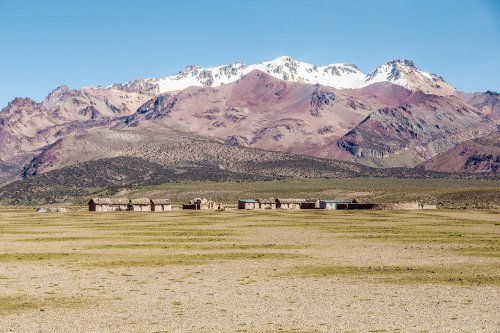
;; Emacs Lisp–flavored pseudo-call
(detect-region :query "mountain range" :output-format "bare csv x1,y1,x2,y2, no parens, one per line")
0,56,498,201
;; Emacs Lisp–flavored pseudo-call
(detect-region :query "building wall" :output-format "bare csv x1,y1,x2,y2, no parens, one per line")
300,203,317,209
132,204,151,212
347,203,378,210
279,203,301,210
259,203,276,209
239,201,258,209
320,202,327,209
320,202,336,210
387,203,420,210
108,204,128,211
154,204,172,212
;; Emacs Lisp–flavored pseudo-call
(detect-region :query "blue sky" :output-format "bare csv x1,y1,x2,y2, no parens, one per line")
0,0,499,108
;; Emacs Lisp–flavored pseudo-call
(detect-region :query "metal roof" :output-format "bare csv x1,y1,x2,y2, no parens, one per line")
239,199,258,203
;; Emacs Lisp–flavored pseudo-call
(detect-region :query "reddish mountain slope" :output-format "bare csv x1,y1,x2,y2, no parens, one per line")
312,95,497,167
0,68,498,186
0,86,151,184
457,90,500,123
124,70,383,154
419,132,500,173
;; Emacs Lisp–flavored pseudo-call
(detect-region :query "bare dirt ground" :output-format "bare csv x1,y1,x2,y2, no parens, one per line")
0,209,498,332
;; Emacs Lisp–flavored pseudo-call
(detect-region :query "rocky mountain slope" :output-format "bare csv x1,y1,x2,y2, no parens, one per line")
457,90,500,123
122,71,496,167
21,126,374,179
313,94,497,167
0,86,150,184
419,132,500,173
2,129,494,204
0,56,498,190
122,70,382,155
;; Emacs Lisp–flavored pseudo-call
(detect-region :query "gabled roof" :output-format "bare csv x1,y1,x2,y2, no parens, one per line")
277,198,306,204
89,198,129,205
89,198,111,205
320,199,353,203
130,198,151,205
151,199,171,205
239,199,258,203
110,198,130,205
257,198,275,204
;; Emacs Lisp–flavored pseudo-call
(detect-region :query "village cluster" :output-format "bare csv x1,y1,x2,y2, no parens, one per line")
88,197,435,211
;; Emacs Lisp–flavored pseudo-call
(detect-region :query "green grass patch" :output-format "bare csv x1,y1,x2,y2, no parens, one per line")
85,252,304,268
288,264,500,286
0,295,93,314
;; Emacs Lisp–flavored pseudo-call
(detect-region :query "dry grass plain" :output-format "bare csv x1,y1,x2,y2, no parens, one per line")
0,209,499,332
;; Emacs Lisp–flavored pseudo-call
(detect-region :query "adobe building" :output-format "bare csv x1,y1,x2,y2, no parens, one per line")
129,198,152,212
257,198,277,209
276,198,305,210
151,199,172,212
238,199,259,210
88,198,129,211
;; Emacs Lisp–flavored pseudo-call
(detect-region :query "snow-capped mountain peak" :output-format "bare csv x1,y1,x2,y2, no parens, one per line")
365,59,455,94
109,56,455,96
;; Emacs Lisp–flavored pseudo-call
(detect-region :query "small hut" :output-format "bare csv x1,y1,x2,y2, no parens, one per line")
238,200,259,210
300,199,320,209
110,198,130,211
151,199,172,212
129,198,152,212
89,198,110,211
276,198,305,210
347,202,379,210
319,200,352,210
257,198,276,209
89,198,129,211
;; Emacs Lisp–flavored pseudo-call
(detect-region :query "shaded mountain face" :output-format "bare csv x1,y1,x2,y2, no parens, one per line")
419,132,500,173
457,90,500,123
312,95,497,167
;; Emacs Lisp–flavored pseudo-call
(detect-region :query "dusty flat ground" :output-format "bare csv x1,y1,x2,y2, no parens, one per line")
0,209,498,332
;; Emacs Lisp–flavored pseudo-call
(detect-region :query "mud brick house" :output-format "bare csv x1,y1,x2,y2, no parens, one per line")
319,199,353,210
276,198,305,210
300,199,320,209
88,198,129,211
129,198,152,211
151,199,172,212
238,199,259,210
257,198,277,209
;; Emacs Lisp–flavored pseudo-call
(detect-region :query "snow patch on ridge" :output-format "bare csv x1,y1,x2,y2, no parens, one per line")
112,56,453,94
